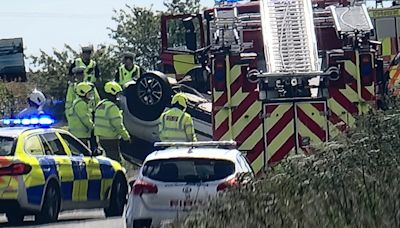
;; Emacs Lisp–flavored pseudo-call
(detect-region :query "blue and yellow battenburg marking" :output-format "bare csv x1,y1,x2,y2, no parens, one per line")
24,156,118,204
0,114,123,205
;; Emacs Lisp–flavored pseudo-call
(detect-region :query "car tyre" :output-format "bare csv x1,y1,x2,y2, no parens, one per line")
6,211,24,225
35,182,60,223
104,174,128,217
124,71,172,121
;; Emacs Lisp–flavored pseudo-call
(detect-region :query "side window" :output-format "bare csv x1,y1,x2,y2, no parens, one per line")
40,133,67,156
167,16,202,51
59,133,90,156
24,135,44,156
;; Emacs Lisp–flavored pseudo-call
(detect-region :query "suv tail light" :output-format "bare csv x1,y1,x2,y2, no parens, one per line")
132,179,158,195
0,163,32,176
217,177,238,192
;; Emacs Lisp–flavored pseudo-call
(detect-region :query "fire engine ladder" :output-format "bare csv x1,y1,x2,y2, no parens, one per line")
259,0,322,78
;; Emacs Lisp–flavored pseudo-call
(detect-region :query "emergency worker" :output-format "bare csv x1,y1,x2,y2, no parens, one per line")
17,89,46,118
68,45,100,83
115,52,141,87
65,66,100,114
94,81,131,162
159,93,197,142
66,82,95,147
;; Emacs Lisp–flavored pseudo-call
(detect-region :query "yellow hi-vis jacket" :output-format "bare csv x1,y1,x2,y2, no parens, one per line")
94,99,130,141
66,97,93,139
159,108,197,142
118,64,140,86
65,83,101,113
75,57,97,83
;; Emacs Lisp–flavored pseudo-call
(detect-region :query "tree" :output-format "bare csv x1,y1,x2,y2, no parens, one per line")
109,5,161,70
26,0,204,100
108,0,202,71
28,44,115,100
163,0,201,14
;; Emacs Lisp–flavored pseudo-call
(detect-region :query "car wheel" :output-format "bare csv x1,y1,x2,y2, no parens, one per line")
6,211,24,225
35,183,60,223
104,174,128,217
124,71,172,121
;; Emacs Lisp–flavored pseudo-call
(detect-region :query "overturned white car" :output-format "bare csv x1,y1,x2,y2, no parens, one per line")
119,70,213,143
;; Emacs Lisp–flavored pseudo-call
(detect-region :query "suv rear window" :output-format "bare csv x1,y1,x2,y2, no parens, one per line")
142,158,235,183
0,136,16,156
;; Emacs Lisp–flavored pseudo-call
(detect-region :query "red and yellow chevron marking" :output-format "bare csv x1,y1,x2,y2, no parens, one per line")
328,50,377,137
212,56,264,173
264,103,295,166
296,102,328,154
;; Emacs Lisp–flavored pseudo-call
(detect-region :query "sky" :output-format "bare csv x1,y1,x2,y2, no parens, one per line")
0,0,214,59
0,0,389,61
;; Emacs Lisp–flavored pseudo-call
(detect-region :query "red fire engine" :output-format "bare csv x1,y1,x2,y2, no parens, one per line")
123,0,386,174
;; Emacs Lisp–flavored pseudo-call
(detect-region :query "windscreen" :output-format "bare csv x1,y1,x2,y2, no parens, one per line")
0,136,16,156
142,158,235,183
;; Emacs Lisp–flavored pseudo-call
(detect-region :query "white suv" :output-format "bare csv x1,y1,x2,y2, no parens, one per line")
125,141,254,228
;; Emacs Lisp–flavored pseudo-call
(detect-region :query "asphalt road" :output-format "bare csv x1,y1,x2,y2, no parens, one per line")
0,210,125,227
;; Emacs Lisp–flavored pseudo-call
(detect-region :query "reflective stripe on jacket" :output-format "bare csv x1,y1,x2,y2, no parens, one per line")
67,97,93,138
118,64,140,86
75,57,97,83
159,108,197,142
94,99,130,140
65,83,100,113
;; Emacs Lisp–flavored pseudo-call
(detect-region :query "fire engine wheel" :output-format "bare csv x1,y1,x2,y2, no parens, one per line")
125,71,172,121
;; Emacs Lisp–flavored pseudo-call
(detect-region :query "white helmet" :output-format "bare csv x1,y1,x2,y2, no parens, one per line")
28,89,46,106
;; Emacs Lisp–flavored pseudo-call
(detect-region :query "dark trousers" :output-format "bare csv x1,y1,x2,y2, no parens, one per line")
98,139,122,162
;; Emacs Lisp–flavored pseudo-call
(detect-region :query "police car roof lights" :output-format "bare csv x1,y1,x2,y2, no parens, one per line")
1,115,55,127
154,141,237,149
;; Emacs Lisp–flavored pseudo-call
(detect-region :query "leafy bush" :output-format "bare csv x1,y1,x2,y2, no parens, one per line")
179,97,400,228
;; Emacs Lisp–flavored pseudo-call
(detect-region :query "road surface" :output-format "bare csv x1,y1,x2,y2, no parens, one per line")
0,210,125,227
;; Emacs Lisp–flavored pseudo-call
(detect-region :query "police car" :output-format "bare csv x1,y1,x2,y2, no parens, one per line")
0,115,128,224
125,141,254,228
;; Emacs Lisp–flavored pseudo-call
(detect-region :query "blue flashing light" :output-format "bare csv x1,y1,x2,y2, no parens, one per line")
1,115,55,127
38,115,55,125
2,119,11,125
21,118,30,126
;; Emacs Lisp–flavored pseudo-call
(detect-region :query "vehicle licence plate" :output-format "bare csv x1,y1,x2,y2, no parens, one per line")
170,199,206,208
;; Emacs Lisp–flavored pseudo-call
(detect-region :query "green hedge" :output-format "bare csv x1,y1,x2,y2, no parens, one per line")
179,97,400,228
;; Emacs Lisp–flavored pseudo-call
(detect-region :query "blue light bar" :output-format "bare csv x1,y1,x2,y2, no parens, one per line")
39,115,55,125
2,119,11,125
1,115,55,127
